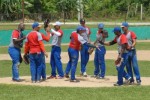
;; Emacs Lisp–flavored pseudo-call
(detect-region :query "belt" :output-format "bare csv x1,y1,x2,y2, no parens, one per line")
30,52,41,55
52,45,60,48
129,48,135,51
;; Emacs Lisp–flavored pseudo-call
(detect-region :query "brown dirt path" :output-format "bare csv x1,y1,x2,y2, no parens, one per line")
0,76,150,87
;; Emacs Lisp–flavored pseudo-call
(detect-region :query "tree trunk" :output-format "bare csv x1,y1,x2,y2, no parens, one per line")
135,3,138,15
37,13,42,21
126,5,130,19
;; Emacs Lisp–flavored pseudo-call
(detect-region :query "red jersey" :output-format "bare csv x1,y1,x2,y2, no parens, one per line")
113,34,128,53
69,31,86,50
124,31,137,48
24,31,45,54
9,30,24,48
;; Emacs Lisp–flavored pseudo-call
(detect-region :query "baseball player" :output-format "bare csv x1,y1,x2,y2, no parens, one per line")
47,21,64,79
100,27,131,86
24,22,48,83
8,23,26,82
80,18,91,77
121,22,141,85
65,26,98,82
93,23,108,79
40,28,51,81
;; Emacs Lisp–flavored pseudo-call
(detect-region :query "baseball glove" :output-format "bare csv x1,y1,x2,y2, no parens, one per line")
88,48,94,55
98,40,104,45
23,54,29,65
44,19,50,30
115,57,123,67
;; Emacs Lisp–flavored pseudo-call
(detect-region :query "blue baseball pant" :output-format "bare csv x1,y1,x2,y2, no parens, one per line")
65,48,79,80
41,52,46,79
126,49,141,82
116,53,130,85
116,68,131,80
94,46,106,77
80,44,89,73
29,53,43,81
50,46,64,77
8,47,21,80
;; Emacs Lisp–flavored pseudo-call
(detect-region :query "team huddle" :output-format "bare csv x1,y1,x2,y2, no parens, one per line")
8,19,141,86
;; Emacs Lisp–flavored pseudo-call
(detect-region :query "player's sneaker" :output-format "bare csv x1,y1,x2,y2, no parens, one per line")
12,78,24,82
91,75,98,78
70,79,80,82
96,76,105,79
80,72,83,76
136,80,141,85
64,74,69,78
124,77,132,84
32,81,36,83
57,76,64,79
47,75,57,79
129,79,134,85
36,81,40,83
114,83,123,86
41,78,46,82
83,72,88,77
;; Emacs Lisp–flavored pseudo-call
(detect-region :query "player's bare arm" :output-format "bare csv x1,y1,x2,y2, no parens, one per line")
13,37,26,43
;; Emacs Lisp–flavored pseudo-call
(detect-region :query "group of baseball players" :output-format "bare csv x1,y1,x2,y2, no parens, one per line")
8,19,141,86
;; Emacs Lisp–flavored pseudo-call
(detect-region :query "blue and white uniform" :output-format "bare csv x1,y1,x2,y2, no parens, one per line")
8,30,24,81
124,31,141,83
65,31,86,80
94,30,106,78
113,34,130,85
50,29,64,77
80,26,91,74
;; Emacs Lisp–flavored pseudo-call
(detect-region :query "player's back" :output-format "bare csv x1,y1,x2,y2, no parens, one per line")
26,31,42,53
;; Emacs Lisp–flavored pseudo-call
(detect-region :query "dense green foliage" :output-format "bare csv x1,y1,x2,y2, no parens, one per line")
0,0,150,21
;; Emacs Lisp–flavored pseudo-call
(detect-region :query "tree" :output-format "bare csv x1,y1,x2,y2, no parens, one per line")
0,0,21,18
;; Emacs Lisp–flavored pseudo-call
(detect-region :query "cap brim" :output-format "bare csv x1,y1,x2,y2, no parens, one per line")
37,25,42,27
52,23,62,26
121,25,125,27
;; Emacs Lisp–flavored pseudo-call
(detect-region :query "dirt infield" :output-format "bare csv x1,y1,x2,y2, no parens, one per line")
0,76,150,87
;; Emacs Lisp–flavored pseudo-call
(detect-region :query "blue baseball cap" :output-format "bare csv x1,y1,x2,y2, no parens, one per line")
76,26,86,31
112,27,121,32
121,22,129,27
32,22,42,29
98,23,104,28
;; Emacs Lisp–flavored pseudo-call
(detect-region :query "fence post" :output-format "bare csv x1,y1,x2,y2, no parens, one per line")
141,4,143,21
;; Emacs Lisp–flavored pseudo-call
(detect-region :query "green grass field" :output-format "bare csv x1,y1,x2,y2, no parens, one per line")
1,60,150,77
0,84,150,100
0,42,150,54
0,60,150,100
0,41,150,100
